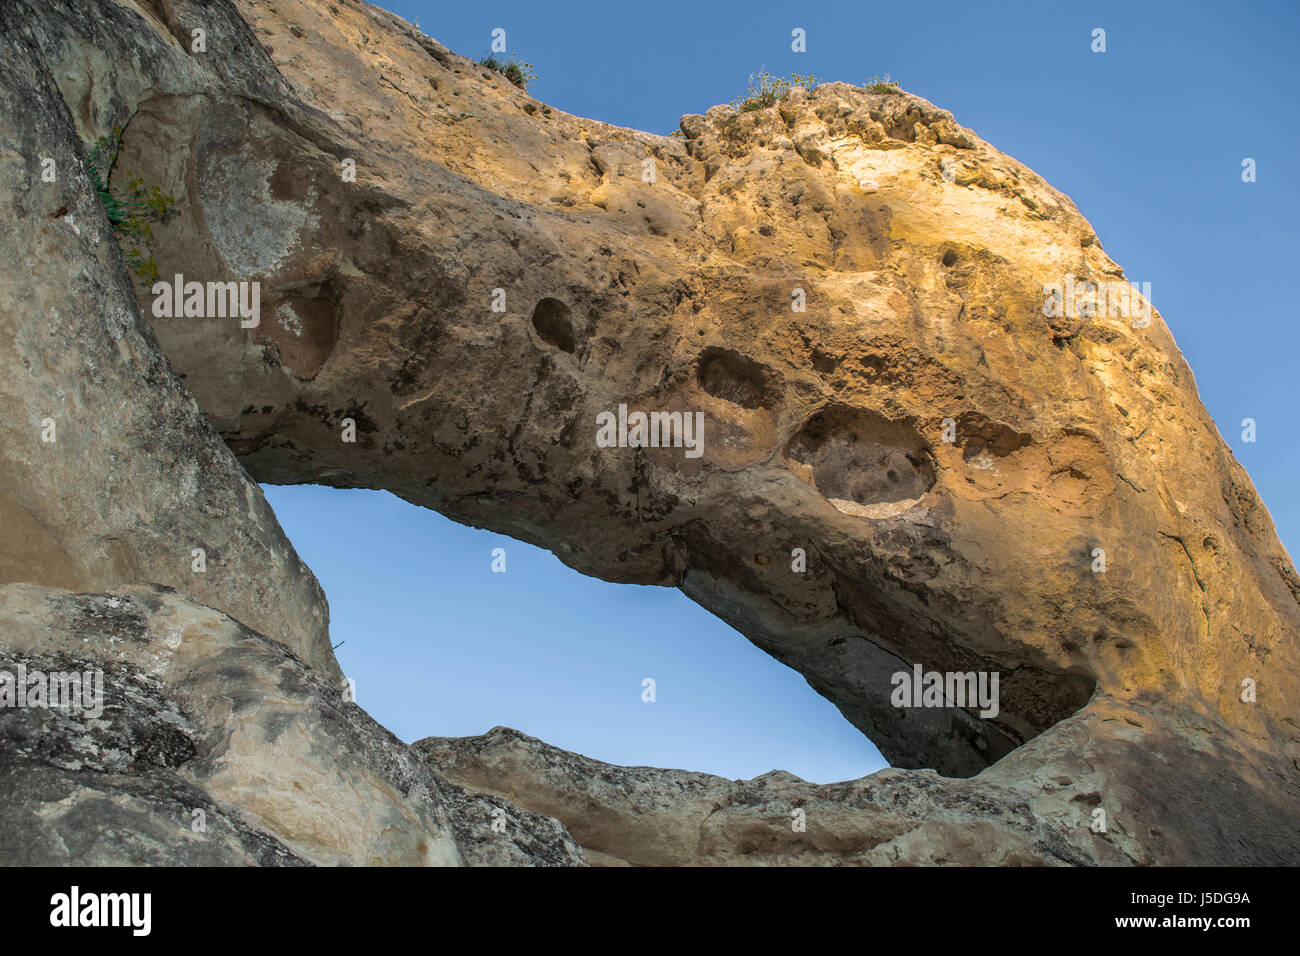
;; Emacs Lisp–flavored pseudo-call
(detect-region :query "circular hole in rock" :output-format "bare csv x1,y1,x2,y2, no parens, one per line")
698,347,772,410
785,406,936,516
941,249,958,267
531,298,576,353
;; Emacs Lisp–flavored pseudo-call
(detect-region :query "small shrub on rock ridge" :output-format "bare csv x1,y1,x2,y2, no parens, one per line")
84,127,175,285
730,71,819,112
478,53,537,91
863,74,901,94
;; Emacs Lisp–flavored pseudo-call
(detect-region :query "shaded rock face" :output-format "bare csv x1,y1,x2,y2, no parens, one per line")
0,2,584,864
1,0,1297,866
0,0,337,681
418,719,1300,867
0,584,585,867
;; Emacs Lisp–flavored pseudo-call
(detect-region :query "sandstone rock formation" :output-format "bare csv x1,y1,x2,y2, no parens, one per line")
1,0,1297,866
0,0,581,866
0,583,584,865
0,0,337,680
419,713,1300,867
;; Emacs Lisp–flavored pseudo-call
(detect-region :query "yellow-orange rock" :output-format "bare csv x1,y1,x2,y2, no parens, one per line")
3,0,1296,865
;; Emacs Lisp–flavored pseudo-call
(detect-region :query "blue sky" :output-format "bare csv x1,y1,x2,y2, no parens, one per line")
265,0,1297,783
266,485,885,780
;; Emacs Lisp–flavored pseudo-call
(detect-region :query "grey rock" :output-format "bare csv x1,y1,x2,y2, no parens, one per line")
0,584,584,866
0,0,339,680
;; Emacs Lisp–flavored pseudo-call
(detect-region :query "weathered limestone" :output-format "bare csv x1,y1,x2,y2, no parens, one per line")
1,0,1296,865
0,0,338,680
129,0,1297,775
0,583,585,866
419,714,1300,866
0,2,582,865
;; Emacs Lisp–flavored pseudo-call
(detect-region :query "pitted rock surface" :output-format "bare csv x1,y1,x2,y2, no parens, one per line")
1,0,1297,865
0,1,338,679
0,584,585,866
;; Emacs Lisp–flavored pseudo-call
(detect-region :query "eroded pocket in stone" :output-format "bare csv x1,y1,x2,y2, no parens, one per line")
697,347,773,409
785,406,936,518
531,298,576,353
957,413,1034,468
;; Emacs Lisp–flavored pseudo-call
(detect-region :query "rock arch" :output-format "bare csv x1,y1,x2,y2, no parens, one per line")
2,0,1298,865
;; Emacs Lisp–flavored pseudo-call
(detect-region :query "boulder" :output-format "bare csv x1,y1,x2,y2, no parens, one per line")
0,583,584,866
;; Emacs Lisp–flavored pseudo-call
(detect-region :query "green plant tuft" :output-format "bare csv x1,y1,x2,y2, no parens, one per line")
84,127,175,285
730,71,819,112
863,74,901,94
478,52,538,91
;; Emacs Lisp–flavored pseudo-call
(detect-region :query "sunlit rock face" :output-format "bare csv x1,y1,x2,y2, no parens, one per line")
2,0,1297,865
